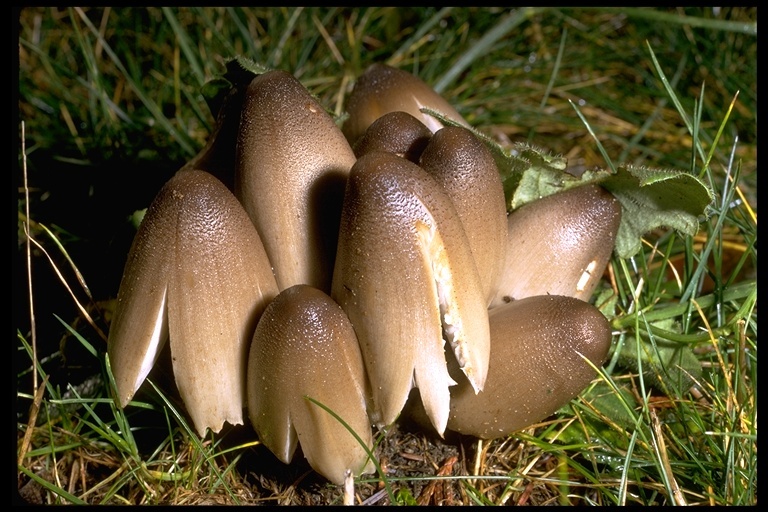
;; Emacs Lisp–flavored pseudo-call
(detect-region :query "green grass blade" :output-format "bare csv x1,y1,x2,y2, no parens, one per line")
71,7,197,156
433,7,547,94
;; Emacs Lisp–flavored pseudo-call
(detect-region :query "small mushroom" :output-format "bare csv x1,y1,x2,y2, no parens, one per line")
331,150,490,435
446,294,613,439
490,184,622,308
107,169,278,436
419,126,508,305
352,111,433,163
246,284,375,485
235,70,357,293
342,63,470,146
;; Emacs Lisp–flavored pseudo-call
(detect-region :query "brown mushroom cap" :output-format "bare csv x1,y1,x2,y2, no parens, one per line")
352,111,433,163
490,184,622,308
107,169,278,436
418,126,508,305
246,284,375,485
331,150,490,435
446,295,613,439
235,69,356,293
342,63,470,147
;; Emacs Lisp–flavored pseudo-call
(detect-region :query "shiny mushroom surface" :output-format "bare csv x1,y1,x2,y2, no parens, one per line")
105,64,627,487
331,150,490,435
342,63,470,147
419,126,508,305
490,184,622,308
246,284,375,485
235,69,357,293
352,110,433,163
446,294,613,439
107,169,278,436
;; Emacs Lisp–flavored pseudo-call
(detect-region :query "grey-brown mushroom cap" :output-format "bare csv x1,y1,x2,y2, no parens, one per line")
246,285,375,485
490,184,622,308
331,151,490,435
235,69,356,293
446,295,613,439
342,63,470,147
107,169,278,436
419,126,508,305
352,111,433,163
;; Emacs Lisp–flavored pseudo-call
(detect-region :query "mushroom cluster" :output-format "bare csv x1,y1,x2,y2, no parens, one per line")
107,63,619,485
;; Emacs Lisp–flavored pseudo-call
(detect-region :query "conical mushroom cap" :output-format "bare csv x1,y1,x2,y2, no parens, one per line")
331,151,490,435
235,70,356,293
247,285,375,485
107,169,278,436
447,295,613,439
419,126,508,305
352,111,433,163
490,184,622,308
342,63,470,146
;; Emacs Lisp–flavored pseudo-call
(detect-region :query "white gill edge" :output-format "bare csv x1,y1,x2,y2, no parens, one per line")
132,287,169,394
414,210,472,389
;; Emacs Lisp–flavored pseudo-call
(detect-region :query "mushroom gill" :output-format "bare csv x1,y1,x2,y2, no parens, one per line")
418,126,508,305
490,184,622,308
235,69,356,293
246,284,375,485
446,295,613,439
107,169,278,436
331,150,490,435
342,63,470,147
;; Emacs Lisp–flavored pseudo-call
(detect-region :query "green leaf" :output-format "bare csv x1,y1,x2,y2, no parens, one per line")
395,487,418,505
506,143,613,210
421,108,609,207
601,165,714,258
594,288,619,320
616,320,703,399
200,56,272,118
549,381,639,456
426,102,715,262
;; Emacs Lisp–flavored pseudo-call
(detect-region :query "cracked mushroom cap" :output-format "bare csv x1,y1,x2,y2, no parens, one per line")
342,63,470,147
419,126,508,305
246,284,375,485
107,169,278,436
331,150,490,436
235,69,356,293
446,294,613,439
490,184,622,308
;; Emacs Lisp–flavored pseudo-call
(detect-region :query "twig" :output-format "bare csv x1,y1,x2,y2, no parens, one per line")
22,120,38,394
18,375,49,467
650,409,687,505
27,237,108,342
